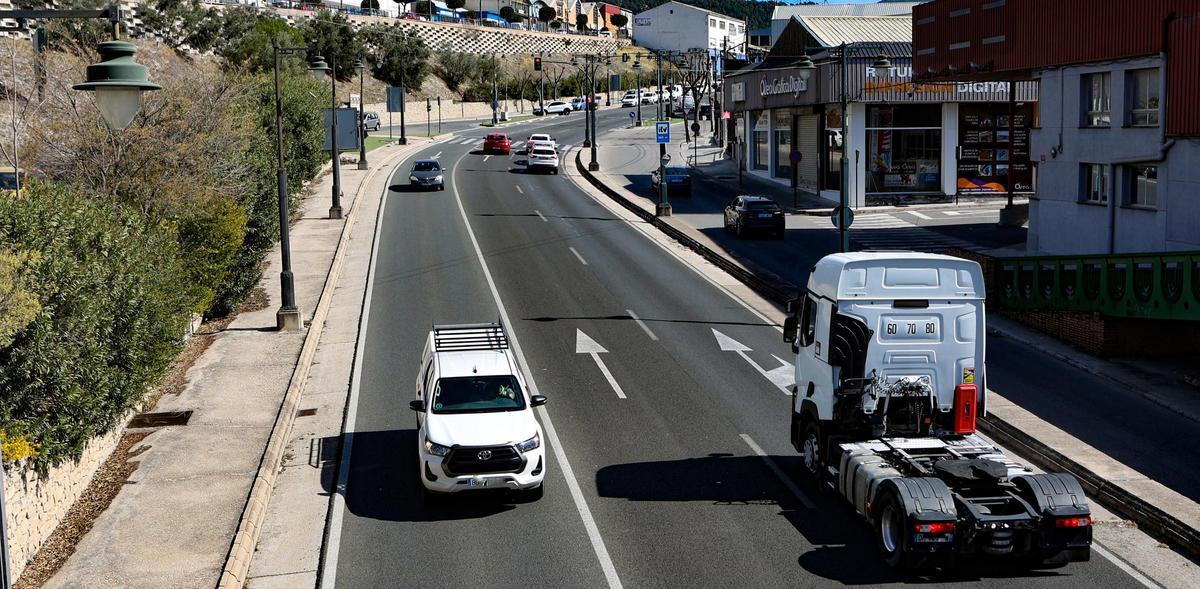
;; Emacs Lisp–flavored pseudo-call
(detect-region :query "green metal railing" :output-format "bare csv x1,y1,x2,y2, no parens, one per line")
994,251,1200,321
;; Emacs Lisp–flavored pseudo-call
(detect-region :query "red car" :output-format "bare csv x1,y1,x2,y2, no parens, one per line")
483,132,511,155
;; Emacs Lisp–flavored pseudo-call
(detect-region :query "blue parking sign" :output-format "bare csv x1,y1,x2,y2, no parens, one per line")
656,121,670,144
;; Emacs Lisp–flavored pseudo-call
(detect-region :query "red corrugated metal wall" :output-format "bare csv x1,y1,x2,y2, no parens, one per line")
1167,15,1200,136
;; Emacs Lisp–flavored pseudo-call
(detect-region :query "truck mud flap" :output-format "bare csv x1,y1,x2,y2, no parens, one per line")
1012,473,1093,564
879,477,957,519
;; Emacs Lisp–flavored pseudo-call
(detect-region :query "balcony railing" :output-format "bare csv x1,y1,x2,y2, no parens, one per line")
994,251,1200,321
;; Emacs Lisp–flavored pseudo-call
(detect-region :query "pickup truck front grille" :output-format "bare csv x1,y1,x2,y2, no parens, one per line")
443,445,525,476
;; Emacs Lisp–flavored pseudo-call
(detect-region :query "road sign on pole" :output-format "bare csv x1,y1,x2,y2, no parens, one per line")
386,86,405,112
831,205,855,229
656,121,669,144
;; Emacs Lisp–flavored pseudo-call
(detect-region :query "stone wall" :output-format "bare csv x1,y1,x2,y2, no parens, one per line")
274,8,629,56
2,421,127,580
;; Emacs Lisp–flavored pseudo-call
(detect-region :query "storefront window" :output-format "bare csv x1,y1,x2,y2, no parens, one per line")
865,105,942,194
774,110,792,179
753,111,769,170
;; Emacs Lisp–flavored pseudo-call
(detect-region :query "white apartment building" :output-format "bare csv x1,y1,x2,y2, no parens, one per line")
632,1,744,56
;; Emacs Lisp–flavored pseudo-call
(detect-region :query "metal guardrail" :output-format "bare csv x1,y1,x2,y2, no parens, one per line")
995,251,1200,321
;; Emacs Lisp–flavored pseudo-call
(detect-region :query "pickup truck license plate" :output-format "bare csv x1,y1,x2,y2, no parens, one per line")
468,477,490,488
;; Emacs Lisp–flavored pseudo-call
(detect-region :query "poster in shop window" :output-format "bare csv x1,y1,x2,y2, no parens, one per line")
957,104,1035,193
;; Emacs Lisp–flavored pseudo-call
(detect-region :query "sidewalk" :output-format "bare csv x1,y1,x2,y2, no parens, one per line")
576,137,1200,562
38,138,437,588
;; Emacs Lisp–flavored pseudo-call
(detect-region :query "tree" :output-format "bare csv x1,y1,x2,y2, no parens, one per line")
434,51,478,93
499,6,520,23
219,18,307,75
610,13,628,29
549,20,562,30
446,0,467,9
361,0,380,9
139,0,224,55
299,10,363,82
361,24,431,90
543,62,569,98
538,6,557,25
576,13,589,31
412,0,436,16
0,250,40,350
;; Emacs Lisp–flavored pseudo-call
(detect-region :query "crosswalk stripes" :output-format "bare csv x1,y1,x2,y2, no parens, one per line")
843,228,986,252
849,214,915,229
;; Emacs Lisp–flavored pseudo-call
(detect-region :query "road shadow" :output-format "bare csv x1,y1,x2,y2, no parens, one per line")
330,429,524,522
388,184,442,194
596,454,1074,585
477,213,621,222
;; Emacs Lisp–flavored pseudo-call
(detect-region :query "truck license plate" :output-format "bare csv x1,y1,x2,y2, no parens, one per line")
884,319,938,339
468,477,490,488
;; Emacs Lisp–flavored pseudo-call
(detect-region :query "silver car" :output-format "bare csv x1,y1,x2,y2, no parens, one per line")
409,159,445,191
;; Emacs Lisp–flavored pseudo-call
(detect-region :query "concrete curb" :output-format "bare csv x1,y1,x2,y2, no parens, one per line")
979,414,1200,558
215,139,434,589
574,147,1200,562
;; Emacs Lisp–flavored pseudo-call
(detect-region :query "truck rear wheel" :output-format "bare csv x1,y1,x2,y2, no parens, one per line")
876,492,908,569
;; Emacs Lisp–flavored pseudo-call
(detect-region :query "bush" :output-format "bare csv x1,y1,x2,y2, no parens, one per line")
209,72,328,317
0,182,192,469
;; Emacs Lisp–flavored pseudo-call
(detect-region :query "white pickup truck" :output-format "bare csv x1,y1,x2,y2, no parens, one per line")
411,323,547,502
783,252,1092,570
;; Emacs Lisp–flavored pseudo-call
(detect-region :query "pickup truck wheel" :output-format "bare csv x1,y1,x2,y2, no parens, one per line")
800,421,822,478
876,493,908,568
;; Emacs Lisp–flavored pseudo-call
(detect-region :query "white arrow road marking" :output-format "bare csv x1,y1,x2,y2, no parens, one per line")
483,155,491,162
569,246,588,265
432,151,442,159
712,329,794,395
535,209,548,222
577,329,626,399
515,185,524,194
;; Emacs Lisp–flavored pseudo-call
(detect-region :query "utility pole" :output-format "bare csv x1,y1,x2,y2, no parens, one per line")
437,96,442,133
356,59,368,170
398,72,407,145
491,52,498,125
839,43,850,253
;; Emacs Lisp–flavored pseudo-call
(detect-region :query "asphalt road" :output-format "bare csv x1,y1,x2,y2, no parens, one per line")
327,109,1144,588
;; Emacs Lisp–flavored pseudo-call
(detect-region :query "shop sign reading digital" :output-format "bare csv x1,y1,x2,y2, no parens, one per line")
760,75,808,98
864,65,1012,95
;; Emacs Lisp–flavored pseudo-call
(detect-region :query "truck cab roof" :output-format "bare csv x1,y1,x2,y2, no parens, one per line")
807,251,984,303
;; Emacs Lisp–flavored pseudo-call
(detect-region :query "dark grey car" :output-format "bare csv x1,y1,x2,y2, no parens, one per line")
409,160,445,191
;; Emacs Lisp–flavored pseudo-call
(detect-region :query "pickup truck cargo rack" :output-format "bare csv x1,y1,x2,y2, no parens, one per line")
432,322,509,352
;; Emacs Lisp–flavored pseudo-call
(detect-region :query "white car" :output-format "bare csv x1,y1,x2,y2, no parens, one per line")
527,146,560,174
620,91,640,107
411,323,547,501
535,100,572,115
525,133,555,153
641,90,659,104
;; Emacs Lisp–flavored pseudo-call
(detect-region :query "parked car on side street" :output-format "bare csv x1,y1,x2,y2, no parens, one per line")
533,100,572,115
724,195,784,238
483,132,511,155
361,111,381,132
650,166,693,198
409,159,445,191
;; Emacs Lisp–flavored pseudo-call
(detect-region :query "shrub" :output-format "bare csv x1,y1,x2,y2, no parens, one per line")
0,182,192,469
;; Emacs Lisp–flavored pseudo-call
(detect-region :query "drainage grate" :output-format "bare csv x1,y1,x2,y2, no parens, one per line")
296,408,318,418
128,410,193,428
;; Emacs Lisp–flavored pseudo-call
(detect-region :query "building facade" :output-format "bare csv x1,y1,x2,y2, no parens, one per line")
913,0,1200,254
768,2,918,48
632,1,744,55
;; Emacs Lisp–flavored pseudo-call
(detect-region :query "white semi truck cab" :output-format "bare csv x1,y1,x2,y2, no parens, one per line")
783,252,1092,570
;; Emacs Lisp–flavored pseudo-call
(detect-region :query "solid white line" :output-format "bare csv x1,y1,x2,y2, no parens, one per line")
589,353,627,399
568,246,589,266
907,211,932,220
515,185,524,194
739,434,816,509
450,152,624,589
535,209,548,222
1092,542,1161,589
625,309,659,341
943,210,962,216
483,155,491,162
318,151,400,589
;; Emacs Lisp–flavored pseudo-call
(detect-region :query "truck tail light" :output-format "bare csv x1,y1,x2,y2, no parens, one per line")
1054,516,1092,528
953,383,977,434
914,522,955,534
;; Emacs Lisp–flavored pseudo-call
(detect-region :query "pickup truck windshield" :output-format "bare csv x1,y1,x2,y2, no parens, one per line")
432,376,525,413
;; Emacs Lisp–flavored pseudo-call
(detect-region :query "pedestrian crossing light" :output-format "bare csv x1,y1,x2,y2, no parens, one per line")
534,57,542,71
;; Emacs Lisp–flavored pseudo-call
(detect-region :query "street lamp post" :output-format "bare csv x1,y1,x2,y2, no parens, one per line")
0,9,162,586
309,54,343,219
491,52,499,126
633,60,642,126
398,71,407,145
355,58,368,170
657,152,671,217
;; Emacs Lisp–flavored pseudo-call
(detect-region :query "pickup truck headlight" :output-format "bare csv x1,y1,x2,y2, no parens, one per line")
434,175,443,182
515,432,540,453
424,438,451,457
409,175,419,182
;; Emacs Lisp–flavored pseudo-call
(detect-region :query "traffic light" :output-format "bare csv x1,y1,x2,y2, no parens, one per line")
534,57,542,71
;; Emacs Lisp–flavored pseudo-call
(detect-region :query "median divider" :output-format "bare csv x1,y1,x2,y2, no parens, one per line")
217,137,441,588
573,147,1200,561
